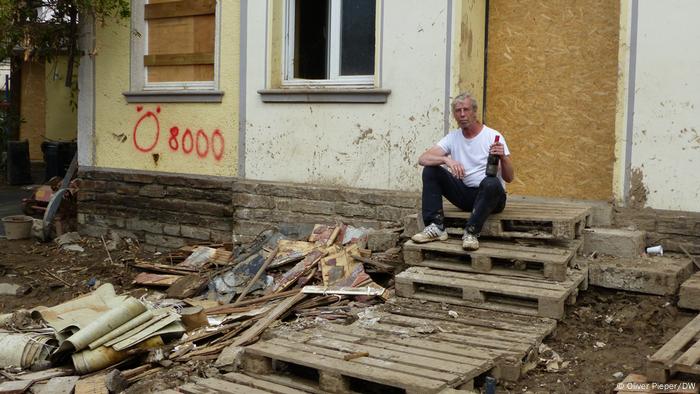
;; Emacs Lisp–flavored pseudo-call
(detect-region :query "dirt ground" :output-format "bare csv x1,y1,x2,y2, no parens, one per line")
0,237,697,393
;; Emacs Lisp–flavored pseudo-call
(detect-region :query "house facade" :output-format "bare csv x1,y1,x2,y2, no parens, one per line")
76,0,700,251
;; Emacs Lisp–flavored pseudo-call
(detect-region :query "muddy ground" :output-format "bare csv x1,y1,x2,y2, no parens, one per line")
0,237,696,393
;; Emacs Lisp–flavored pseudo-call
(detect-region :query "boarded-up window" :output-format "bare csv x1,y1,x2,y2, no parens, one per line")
144,0,216,84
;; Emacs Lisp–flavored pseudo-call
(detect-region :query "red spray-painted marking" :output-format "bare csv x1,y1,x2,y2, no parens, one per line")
132,110,160,153
196,129,209,158
211,129,224,161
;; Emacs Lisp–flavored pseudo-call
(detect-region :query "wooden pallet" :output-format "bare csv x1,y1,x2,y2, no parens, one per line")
395,266,586,319
648,314,700,382
403,238,579,281
380,299,556,381
442,200,592,240
244,324,495,393
177,372,310,394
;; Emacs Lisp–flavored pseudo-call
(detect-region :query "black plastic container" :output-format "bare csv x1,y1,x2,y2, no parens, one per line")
41,141,76,181
6,140,33,185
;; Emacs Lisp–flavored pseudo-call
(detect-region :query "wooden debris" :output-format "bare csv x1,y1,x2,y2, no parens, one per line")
232,246,280,306
224,292,307,352
0,380,32,394
132,272,181,287
74,374,108,394
130,261,197,275
204,289,301,315
166,274,208,299
38,376,80,394
302,285,385,296
343,351,369,361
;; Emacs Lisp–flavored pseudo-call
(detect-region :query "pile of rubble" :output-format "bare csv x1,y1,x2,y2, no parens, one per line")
0,223,403,393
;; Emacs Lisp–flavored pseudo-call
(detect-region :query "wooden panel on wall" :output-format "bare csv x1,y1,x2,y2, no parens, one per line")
485,0,619,200
19,60,46,161
147,13,215,82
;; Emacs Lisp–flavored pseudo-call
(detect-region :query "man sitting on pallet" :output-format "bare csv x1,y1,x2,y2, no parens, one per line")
412,92,514,250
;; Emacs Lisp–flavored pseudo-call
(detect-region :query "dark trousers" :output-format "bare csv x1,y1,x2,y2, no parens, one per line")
421,166,506,234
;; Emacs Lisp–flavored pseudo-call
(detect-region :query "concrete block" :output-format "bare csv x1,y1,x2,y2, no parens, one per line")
367,230,400,251
402,214,420,238
583,228,645,258
679,272,700,310
588,256,693,295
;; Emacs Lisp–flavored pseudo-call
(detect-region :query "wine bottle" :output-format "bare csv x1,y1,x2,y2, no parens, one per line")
485,135,500,177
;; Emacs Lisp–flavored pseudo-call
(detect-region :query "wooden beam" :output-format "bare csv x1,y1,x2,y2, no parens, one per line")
145,0,216,20
144,52,214,67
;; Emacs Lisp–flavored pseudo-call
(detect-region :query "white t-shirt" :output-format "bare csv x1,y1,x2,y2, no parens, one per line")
437,125,510,188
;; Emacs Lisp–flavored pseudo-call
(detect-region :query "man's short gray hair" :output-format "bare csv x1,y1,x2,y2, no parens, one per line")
451,92,478,112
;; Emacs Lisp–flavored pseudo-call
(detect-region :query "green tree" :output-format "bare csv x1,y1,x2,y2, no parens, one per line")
0,0,130,86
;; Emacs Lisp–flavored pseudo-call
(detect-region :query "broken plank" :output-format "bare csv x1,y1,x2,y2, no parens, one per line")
74,374,108,394
132,272,181,287
219,292,307,353
194,378,270,394
38,376,79,394
0,380,32,394
221,372,309,394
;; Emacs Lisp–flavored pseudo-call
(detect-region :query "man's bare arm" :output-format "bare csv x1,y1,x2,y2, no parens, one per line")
500,155,515,183
418,146,448,166
419,146,465,179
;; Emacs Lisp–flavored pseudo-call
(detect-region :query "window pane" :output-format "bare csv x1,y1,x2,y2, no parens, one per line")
295,0,329,79
340,0,375,76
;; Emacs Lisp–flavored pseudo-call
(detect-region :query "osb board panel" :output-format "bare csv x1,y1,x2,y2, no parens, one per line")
485,1,619,200
147,14,214,82
19,60,46,161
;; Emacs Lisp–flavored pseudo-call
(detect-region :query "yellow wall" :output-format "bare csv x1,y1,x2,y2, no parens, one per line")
19,60,46,161
93,1,239,176
45,57,78,141
456,0,486,121
19,57,78,161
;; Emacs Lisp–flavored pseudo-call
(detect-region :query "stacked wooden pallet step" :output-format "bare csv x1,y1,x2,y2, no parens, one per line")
396,199,592,320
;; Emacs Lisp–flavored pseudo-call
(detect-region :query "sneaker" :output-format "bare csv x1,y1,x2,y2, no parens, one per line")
411,223,448,243
462,232,479,250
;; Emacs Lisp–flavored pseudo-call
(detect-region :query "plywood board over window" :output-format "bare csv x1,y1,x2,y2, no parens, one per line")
145,0,216,83
484,0,619,200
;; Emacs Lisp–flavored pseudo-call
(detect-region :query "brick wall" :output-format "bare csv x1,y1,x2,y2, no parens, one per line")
78,167,421,249
614,207,700,254
231,179,420,242
78,167,234,251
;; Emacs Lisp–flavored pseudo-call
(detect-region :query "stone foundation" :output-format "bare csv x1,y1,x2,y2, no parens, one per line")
78,167,421,250
78,167,234,251
231,179,419,242
613,207,700,254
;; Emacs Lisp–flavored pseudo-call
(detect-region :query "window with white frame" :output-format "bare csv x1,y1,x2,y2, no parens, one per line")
126,0,222,101
285,0,376,86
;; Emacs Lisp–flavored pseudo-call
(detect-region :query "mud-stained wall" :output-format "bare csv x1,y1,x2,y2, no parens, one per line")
90,2,239,177
628,1,700,212
484,1,619,200
244,0,454,191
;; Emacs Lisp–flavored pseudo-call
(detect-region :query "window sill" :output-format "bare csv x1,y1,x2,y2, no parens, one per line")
258,88,391,103
123,91,224,103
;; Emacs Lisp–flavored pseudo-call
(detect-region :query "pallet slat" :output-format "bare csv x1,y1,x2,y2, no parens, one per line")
404,239,574,281
244,340,449,392
395,266,585,319
648,314,700,382
441,200,591,239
